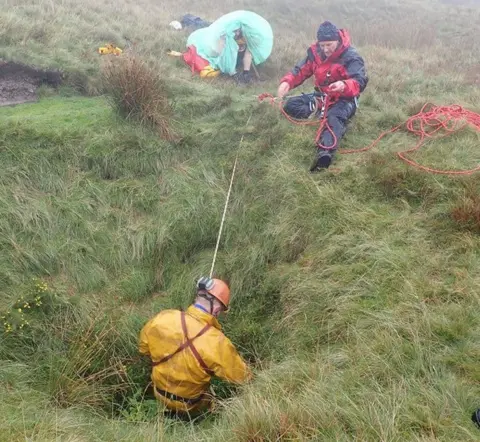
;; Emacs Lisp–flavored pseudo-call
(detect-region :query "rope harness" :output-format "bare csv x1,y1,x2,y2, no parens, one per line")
258,92,338,150
151,312,213,404
151,312,212,373
258,95,480,175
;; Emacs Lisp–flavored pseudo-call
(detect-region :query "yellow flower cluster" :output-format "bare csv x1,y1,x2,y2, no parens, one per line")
33,280,48,293
2,315,13,333
2,279,49,334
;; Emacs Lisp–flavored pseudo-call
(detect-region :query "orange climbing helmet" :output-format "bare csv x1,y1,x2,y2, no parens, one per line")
196,277,231,309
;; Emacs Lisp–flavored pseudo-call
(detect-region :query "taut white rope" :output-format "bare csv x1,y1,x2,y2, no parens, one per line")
209,114,252,277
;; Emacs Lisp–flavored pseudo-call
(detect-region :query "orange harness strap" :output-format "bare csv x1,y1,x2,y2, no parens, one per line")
152,312,213,377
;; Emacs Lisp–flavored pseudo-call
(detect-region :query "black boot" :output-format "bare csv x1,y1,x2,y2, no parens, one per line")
234,70,253,85
310,149,332,172
472,409,480,429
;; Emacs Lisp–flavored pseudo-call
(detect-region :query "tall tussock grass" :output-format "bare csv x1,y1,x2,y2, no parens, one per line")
101,54,177,141
0,282,141,413
1,0,480,440
451,177,480,232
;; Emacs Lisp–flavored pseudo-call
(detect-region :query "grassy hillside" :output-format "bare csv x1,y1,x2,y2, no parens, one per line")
1,0,480,440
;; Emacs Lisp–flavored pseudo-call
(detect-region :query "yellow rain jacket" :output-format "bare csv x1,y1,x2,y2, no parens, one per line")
139,305,251,412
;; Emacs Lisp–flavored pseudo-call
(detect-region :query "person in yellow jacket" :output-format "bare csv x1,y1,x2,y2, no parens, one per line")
139,277,251,417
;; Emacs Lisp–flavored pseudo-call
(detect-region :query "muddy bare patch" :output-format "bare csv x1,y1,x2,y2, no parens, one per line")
0,60,62,106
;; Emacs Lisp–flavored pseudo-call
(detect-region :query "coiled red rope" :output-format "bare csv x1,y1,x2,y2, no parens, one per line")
258,95,480,175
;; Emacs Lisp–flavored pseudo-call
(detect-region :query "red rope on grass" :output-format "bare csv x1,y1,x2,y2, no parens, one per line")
258,95,480,176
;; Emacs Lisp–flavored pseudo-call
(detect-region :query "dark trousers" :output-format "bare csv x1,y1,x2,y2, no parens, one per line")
236,49,246,70
283,94,357,152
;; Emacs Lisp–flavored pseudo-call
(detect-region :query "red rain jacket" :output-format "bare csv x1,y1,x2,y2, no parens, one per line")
280,29,368,102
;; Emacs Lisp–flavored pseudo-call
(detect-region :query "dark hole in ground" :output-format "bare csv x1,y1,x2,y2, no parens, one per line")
0,59,63,106
111,363,238,421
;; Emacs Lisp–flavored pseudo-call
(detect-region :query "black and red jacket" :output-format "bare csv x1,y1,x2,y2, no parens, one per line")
280,29,368,102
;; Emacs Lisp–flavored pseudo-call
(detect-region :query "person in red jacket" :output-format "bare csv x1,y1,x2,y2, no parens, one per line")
277,21,368,171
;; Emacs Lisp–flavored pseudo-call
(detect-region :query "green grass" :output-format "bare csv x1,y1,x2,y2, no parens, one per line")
1,0,480,440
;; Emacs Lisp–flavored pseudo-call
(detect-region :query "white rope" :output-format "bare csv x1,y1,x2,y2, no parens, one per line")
209,114,252,278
